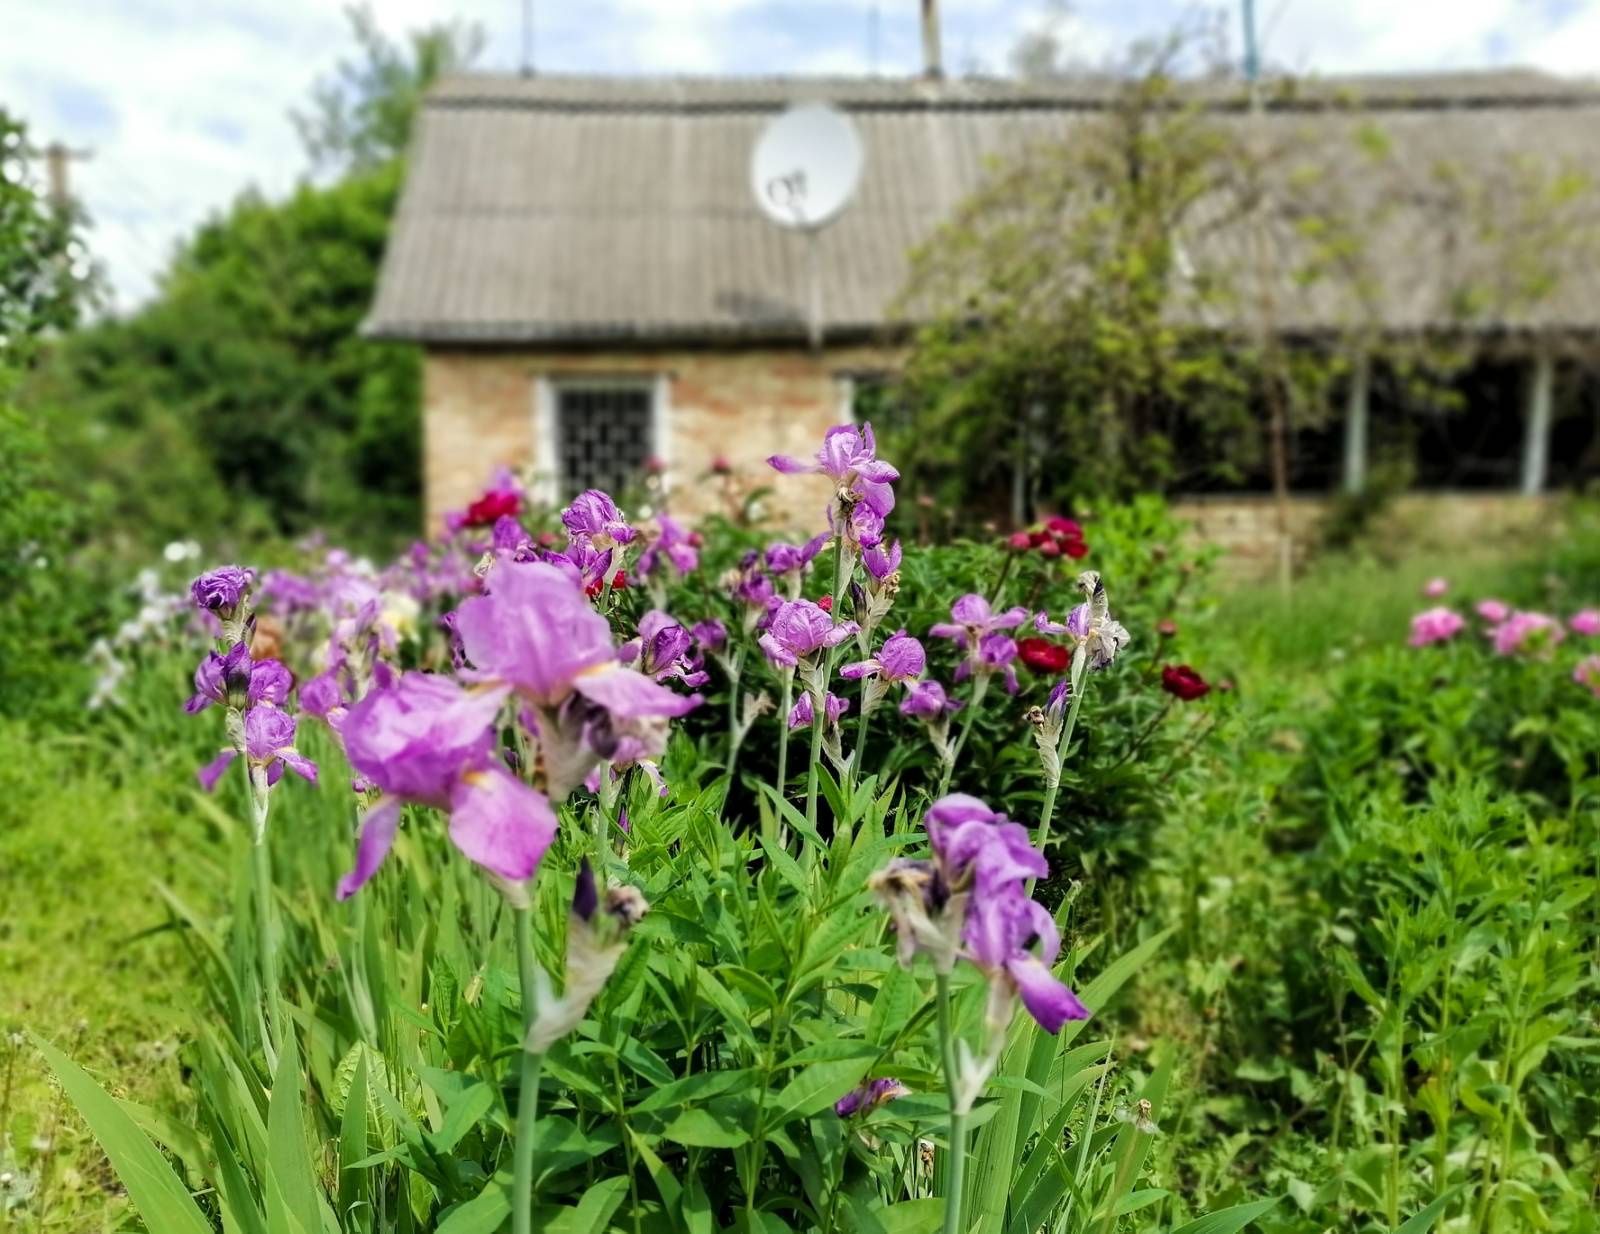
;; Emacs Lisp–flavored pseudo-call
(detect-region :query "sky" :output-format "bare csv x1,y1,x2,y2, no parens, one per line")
3,0,1598,310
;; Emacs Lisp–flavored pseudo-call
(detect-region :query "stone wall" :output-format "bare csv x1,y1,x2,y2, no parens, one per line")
1171,491,1557,579
423,345,895,532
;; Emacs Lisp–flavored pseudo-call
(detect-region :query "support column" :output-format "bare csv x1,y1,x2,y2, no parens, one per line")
1521,351,1554,496
1342,351,1370,495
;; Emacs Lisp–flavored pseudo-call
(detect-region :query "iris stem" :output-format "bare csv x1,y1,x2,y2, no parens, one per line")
935,973,967,1234
775,671,793,805
804,686,826,834
853,699,872,787
937,673,989,797
247,776,282,1070
1029,654,1089,893
725,648,747,775
512,906,542,1234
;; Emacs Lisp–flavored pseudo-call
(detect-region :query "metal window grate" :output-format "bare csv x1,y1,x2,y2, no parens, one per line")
555,383,654,500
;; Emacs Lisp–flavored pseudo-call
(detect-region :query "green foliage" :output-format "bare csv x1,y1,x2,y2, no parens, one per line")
293,3,484,175
0,110,96,365
23,164,420,553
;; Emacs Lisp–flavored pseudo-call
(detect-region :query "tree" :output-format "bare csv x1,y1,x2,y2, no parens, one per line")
0,110,96,365
293,3,484,174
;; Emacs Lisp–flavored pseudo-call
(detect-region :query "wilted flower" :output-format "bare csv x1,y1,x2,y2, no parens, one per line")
627,610,709,688
1409,607,1465,647
526,859,649,1053
1161,664,1210,701
835,1077,910,1118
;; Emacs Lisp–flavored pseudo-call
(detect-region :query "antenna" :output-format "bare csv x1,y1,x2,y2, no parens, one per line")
750,103,864,350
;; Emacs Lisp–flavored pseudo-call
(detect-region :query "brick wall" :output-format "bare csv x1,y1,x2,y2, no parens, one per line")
1171,492,1557,579
423,346,895,533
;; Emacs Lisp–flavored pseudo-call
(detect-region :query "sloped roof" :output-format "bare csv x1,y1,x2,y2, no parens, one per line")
365,69,1600,345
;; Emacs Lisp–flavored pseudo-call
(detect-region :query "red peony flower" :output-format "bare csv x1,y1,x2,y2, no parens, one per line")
611,569,628,590
1161,664,1210,701
465,490,521,527
1061,537,1089,559
1017,637,1071,675
1037,538,1061,558
1044,516,1083,538
818,594,833,612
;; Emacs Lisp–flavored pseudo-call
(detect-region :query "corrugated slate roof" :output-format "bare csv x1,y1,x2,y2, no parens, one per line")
366,70,1600,344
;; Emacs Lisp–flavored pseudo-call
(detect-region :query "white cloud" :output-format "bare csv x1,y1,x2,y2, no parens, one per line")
3,0,1596,310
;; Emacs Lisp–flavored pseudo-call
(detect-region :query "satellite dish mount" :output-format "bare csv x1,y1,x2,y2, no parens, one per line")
750,103,864,350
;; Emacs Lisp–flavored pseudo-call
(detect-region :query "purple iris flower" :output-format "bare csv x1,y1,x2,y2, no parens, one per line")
540,543,611,593
893,794,1089,1034
300,670,348,728
788,690,849,730
841,632,926,684
197,705,319,793
453,561,697,720
834,1077,910,1118
335,672,557,899
765,533,830,577
184,644,251,713
190,566,250,614
863,540,902,582
492,514,532,556
758,599,860,668
692,618,728,654
562,490,635,548
930,595,1030,650
964,889,1089,1033
968,631,1020,695
638,514,698,577
628,611,710,688
768,423,899,520
924,794,1048,892
900,679,960,718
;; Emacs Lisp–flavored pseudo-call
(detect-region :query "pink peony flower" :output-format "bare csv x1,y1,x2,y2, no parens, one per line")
1422,577,1449,598
1408,607,1465,647
1491,611,1565,658
1475,599,1510,625
1574,655,1600,698
1568,608,1600,637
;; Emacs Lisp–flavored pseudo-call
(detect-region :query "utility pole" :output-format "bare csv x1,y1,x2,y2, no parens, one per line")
520,0,535,77
23,141,92,211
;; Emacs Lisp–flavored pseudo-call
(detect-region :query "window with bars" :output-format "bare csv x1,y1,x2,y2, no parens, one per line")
553,381,656,500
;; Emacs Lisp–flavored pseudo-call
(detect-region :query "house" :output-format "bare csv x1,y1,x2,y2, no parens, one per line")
364,67,1600,545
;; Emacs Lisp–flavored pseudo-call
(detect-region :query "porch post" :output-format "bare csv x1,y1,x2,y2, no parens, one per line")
1342,351,1369,495
1520,350,1553,496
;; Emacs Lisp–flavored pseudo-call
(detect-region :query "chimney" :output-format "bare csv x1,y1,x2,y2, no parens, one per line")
920,0,943,79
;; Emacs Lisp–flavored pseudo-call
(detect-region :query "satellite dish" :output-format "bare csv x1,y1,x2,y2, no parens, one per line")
750,103,863,232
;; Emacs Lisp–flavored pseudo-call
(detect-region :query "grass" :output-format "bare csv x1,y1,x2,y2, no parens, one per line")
0,718,219,1231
